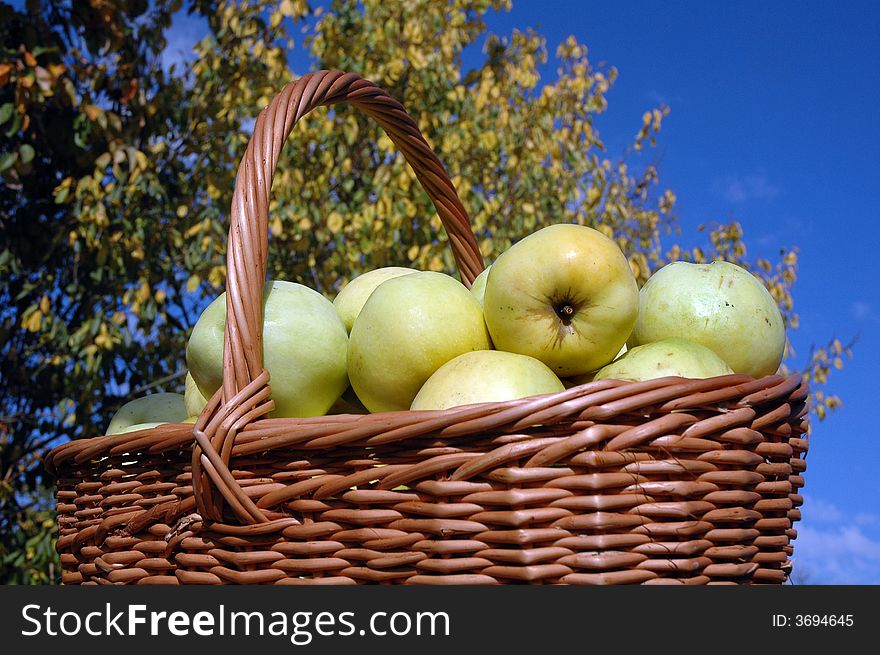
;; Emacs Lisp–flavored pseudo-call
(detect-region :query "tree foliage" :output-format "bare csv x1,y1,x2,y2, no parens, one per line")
0,0,849,583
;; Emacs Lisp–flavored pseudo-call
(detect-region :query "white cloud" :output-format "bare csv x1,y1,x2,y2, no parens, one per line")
793,525,880,584
856,513,880,526
791,497,880,584
804,497,846,523
713,170,781,203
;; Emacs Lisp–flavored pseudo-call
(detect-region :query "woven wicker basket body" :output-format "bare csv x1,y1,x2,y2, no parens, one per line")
46,71,809,585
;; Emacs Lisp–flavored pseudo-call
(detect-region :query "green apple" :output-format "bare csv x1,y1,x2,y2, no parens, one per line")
566,343,628,387
483,223,639,376
348,271,492,413
631,261,785,378
411,350,565,411
114,422,168,434
469,265,491,306
593,337,733,382
106,393,187,435
186,280,349,418
184,371,209,417
333,266,418,332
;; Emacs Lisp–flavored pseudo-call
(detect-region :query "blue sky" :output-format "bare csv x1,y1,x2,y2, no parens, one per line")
26,0,880,582
504,1,880,584
163,1,880,584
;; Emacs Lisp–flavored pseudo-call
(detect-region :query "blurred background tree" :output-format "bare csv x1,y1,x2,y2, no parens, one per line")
0,0,849,583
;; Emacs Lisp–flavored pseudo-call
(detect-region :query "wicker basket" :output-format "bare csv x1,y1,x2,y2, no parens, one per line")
45,71,809,585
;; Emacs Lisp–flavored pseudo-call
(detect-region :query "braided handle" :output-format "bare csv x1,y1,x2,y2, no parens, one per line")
191,71,484,525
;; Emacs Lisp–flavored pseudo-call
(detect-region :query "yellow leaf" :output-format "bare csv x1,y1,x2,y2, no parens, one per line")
270,216,283,237
154,289,166,304
628,258,641,280
279,0,296,16
522,202,535,214
186,275,201,293
0,62,13,86
23,310,42,333
185,219,208,239
407,245,420,261
95,323,112,349
137,281,151,303
326,212,343,233
208,266,225,288
40,294,50,314
84,104,102,121
176,205,188,218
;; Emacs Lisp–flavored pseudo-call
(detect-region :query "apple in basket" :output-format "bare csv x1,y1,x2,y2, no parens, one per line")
186,280,349,418
565,343,628,387
631,260,785,378
106,392,187,435
411,350,565,410
184,371,209,418
333,266,419,333
592,337,733,382
347,271,492,413
468,264,491,307
483,223,639,376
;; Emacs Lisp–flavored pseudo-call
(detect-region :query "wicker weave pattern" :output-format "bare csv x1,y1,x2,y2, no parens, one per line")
46,71,809,584
46,373,808,585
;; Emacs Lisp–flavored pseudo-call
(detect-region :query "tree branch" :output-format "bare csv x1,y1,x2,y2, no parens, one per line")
131,369,187,395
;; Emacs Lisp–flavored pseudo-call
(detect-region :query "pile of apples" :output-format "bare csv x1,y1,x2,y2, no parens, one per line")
106,223,786,434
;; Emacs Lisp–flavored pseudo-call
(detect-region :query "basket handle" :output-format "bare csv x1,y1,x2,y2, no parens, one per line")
191,70,484,525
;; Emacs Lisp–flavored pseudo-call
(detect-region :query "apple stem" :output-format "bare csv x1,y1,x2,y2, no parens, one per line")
555,303,576,324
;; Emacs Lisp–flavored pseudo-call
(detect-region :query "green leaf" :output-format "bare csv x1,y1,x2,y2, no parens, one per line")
0,151,17,172
54,184,70,204
4,111,21,137
0,103,13,126
19,144,35,164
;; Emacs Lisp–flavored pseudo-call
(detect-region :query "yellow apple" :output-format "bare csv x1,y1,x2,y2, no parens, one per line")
184,371,209,417
333,266,418,332
593,338,733,382
631,261,785,377
106,393,186,435
114,422,168,434
347,271,492,413
411,350,565,410
469,265,491,306
566,343,628,387
186,280,349,418
483,223,639,376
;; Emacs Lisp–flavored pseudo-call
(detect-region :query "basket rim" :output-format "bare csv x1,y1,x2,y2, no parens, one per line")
45,372,807,477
